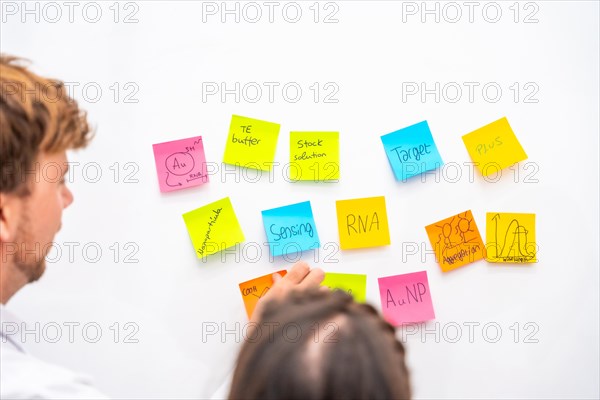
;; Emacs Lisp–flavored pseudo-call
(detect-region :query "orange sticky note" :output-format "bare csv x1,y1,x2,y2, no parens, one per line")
462,117,527,177
425,210,485,272
335,196,391,249
239,270,287,319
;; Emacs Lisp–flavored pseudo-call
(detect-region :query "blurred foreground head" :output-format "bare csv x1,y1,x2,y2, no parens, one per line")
229,289,411,400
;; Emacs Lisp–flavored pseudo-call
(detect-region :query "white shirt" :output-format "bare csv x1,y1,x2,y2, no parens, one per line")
0,305,108,399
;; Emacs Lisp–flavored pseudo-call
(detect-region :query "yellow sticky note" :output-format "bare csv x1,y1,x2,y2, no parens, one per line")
321,273,367,302
486,212,537,263
182,197,245,258
462,117,527,177
336,196,391,249
289,131,339,181
425,210,486,272
223,115,281,171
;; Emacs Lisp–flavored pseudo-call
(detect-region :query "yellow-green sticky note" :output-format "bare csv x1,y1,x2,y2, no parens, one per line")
182,197,245,258
462,117,527,177
335,196,391,250
321,273,367,302
289,131,339,181
486,212,537,263
223,115,281,171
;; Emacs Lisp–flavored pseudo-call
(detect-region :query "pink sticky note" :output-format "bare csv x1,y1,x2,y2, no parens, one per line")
152,136,208,192
378,271,435,326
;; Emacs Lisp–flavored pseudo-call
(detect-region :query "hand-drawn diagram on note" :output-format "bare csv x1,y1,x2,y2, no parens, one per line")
486,212,537,263
239,270,287,319
152,136,208,192
425,210,486,272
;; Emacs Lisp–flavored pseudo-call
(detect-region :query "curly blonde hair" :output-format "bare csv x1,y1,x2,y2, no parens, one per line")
0,55,93,195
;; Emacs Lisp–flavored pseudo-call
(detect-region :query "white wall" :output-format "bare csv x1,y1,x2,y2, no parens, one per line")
2,1,599,398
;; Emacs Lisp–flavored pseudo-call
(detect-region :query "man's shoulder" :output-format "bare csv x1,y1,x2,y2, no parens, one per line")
1,328,108,399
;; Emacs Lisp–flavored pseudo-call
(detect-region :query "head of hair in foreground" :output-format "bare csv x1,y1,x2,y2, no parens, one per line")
229,289,411,400
0,55,91,302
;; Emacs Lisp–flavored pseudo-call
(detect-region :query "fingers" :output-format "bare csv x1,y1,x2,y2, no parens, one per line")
283,261,310,284
298,267,325,290
272,272,284,282
319,285,331,293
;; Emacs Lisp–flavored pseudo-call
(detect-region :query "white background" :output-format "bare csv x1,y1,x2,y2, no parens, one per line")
2,1,599,398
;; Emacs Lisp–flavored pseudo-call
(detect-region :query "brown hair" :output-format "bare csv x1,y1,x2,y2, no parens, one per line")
229,290,411,400
0,54,92,195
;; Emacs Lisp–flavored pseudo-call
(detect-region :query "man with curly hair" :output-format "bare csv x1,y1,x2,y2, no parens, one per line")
0,55,325,399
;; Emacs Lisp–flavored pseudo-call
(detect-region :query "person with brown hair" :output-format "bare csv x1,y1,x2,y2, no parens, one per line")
0,55,327,398
0,55,92,294
0,54,107,398
229,289,412,400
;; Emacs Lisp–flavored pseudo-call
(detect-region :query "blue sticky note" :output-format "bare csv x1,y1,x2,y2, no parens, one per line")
381,121,444,181
262,201,320,257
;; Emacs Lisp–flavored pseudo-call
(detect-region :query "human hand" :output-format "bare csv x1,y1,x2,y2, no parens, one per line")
250,261,325,323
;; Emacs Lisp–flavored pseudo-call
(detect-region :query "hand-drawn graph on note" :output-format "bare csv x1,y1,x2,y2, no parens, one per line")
486,213,537,263
249,286,271,300
238,270,287,319
425,210,486,272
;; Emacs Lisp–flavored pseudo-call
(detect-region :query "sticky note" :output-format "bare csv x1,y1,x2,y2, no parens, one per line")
223,115,280,171
381,121,443,181
378,271,435,326
239,270,287,319
486,212,537,263
425,210,486,272
462,117,528,177
321,273,367,302
262,201,320,257
336,196,391,250
152,136,208,192
182,197,245,258
289,131,339,181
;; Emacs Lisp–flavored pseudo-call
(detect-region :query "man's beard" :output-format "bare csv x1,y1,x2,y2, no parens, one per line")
13,209,46,283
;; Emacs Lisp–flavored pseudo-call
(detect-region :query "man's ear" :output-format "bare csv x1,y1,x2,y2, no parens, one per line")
0,193,20,243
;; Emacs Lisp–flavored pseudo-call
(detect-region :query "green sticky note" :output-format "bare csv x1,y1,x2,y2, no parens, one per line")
321,273,367,302
182,197,245,258
289,131,339,181
223,115,281,171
